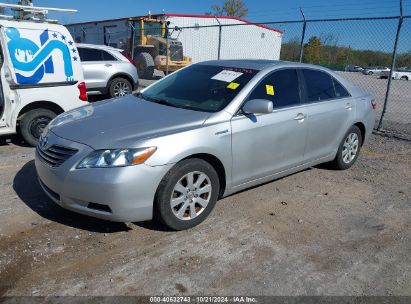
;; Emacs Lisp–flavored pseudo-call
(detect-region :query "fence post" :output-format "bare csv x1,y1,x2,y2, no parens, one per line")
378,0,403,131
299,7,307,63
166,22,169,75
216,17,222,60
129,20,136,60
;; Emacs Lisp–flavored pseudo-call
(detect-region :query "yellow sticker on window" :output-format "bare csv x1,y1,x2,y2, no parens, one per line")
266,85,275,96
227,82,240,90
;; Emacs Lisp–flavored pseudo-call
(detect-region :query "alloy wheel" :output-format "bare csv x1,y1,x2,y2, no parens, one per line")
170,171,212,221
342,132,359,164
113,81,131,97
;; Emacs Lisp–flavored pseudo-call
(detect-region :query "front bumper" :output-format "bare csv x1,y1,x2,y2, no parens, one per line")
35,131,172,222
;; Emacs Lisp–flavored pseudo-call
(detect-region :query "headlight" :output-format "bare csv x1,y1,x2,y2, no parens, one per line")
77,147,157,169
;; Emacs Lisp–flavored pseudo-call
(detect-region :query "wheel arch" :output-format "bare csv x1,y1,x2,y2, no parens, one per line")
181,153,227,198
17,101,64,121
353,121,366,146
108,73,136,91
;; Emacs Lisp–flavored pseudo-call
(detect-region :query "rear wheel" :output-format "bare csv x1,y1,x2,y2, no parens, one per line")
154,159,220,231
137,52,155,79
368,71,373,75
19,109,56,147
108,77,132,98
401,76,408,81
332,125,362,170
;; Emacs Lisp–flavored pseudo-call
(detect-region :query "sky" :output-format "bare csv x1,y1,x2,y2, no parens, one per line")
13,0,411,53
30,0,411,24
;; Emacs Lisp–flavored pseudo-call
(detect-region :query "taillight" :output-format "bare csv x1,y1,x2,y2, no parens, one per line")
371,99,377,110
78,82,88,101
121,51,137,66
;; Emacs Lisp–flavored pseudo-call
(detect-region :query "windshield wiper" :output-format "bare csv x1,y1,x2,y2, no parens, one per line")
136,92,147,100
144,96,182,109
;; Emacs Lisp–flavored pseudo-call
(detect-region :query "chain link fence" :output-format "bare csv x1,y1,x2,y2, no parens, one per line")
175,17,410,139
67,15,411,139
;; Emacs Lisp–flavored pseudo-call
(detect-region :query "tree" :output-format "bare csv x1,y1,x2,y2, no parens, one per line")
303,36,322,64
280,37,301,62
206,0,248,17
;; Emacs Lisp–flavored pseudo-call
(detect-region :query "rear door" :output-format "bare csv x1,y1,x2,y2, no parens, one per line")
300,68,355,162
231,68,308,186
78,47,117,90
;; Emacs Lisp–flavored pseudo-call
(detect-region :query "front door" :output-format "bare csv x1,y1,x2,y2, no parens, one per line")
231,68,308,187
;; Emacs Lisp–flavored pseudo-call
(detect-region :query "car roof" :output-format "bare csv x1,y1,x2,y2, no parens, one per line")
198,59,334,72
76,43,122,52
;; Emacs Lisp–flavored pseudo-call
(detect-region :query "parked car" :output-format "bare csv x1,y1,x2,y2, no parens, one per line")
345,65,363,72
380,68,411,80
77,44,139,98
36,60,376,230
0,9,87,146
362,66,389,76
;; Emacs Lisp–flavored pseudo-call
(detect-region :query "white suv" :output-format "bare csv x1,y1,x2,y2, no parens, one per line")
0,19,87,146
76,44,139,98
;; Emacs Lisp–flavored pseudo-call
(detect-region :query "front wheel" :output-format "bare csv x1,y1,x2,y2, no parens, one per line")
332,125,362,170
401,76,409,81
154,159,220,231
19,109,57,146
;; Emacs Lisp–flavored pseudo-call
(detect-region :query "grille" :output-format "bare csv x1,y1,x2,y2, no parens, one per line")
36,144,78,168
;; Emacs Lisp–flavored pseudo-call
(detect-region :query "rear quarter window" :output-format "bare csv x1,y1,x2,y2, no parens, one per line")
333,79,350,98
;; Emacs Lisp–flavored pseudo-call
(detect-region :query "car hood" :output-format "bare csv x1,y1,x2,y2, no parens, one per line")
50,95,212,149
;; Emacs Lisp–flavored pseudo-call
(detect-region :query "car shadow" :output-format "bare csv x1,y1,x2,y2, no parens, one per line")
13,160,130,233
134,220,172,232
0,134,30,147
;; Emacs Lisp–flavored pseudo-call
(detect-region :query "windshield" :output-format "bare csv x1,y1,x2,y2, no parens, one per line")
142,64,258,112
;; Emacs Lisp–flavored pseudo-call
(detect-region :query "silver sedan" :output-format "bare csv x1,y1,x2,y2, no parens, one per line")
35,60,376,230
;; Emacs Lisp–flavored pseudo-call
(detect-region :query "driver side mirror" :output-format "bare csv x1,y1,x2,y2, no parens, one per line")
242,99,273,114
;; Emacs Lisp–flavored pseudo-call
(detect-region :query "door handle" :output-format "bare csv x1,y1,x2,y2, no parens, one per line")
294,113,306,122
104,64,113,67
345,103,353,110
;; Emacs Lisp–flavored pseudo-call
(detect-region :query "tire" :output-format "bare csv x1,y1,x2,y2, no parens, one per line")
401,76,408,81
154,158,220,231
368,71,373,75
19,109,57,147
108,77,132,98
136,52,155,79
332,125,363,170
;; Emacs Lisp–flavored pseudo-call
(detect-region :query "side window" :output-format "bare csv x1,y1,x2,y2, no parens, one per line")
78,48,103,62
102,50,117,61
248,69,301,109
302,69,335,102
333,78,350,98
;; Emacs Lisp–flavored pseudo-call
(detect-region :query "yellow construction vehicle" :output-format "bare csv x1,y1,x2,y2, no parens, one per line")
129,17,192,79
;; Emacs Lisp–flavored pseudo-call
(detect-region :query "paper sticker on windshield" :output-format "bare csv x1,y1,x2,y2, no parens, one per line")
227,82,240,90
212,70,243,82
266,85,275,96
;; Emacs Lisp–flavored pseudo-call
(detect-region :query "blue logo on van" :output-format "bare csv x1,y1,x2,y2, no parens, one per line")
5,28,75,84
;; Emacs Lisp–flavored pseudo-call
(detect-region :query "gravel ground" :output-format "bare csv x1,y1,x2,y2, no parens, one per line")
0,134,410,296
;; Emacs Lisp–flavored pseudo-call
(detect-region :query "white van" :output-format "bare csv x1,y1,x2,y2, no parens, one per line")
0,6,87,146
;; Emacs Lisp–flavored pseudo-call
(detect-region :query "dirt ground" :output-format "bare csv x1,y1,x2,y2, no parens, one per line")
0,134,410,296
